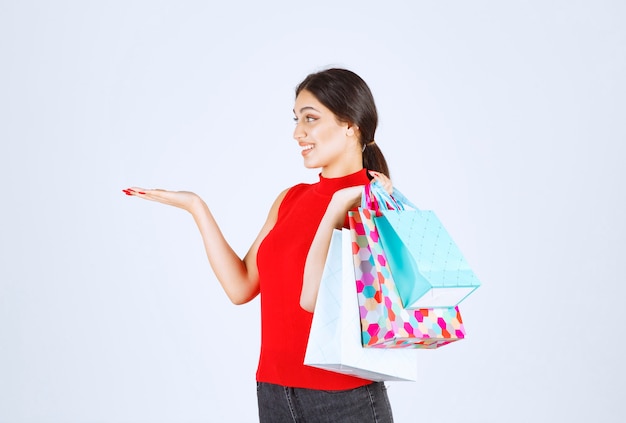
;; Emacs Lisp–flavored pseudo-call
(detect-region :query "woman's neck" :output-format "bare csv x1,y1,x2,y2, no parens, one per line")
320,162,363,179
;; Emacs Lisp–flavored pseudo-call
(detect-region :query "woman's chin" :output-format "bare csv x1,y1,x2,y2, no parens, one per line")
302,159,321,169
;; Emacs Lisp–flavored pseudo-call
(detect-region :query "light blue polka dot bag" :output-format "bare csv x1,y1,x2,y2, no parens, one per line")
365,182,481,309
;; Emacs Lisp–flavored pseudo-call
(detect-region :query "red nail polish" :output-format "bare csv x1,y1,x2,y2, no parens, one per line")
138,191,146,195
127,188,136,192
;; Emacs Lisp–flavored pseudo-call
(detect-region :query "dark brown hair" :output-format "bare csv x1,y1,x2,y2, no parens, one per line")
295,68,390,177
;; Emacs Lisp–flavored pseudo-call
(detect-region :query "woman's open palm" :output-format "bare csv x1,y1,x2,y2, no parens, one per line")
123,187,200,212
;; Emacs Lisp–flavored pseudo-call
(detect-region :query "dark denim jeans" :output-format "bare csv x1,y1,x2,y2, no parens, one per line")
257,381,394,423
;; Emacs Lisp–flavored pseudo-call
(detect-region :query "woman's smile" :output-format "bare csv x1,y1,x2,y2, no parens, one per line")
300,143,315,156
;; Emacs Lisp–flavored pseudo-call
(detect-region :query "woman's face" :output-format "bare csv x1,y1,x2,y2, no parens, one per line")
293,89,361,176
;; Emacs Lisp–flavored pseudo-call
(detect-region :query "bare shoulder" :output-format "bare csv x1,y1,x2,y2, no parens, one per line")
265,182,311,226
266,187,290,221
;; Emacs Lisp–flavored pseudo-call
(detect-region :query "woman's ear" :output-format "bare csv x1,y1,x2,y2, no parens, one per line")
346,124,359,137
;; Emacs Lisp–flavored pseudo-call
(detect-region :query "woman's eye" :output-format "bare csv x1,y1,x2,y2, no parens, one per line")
293,116,317,124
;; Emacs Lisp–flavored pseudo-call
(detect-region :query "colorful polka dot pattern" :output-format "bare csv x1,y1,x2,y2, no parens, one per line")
348,210,465,349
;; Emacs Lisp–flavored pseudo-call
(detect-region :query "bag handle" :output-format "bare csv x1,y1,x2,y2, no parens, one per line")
363,181,419,213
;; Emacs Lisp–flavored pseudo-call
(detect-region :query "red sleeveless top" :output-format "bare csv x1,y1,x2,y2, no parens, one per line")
255,169,371,389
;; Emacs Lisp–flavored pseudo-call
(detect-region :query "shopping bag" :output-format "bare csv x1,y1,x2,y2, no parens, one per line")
349,209,465,348
304,229,419,381
367,182,481,308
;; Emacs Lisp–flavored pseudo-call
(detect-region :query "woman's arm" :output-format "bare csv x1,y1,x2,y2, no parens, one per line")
124,187,288,305
300,186,361,312
300,171,392,312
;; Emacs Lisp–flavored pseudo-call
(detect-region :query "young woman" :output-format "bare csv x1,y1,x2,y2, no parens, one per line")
124,68,395,422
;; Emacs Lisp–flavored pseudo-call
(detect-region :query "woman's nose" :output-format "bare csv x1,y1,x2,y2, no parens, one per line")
293,122,305,140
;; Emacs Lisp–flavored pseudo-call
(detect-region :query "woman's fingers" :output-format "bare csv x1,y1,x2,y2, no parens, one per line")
122,187,162,200
122,187,175,206
368,171,393,194
122,188,144,196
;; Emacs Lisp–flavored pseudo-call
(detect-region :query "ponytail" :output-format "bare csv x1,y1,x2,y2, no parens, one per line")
362,140,390,178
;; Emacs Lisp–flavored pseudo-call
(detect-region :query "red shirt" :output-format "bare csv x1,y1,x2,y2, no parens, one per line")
256,169,372,389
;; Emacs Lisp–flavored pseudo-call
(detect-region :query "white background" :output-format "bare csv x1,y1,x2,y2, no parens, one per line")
1,1,624,422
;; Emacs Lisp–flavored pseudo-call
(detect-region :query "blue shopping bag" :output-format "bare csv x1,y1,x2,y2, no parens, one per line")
365,182,481,308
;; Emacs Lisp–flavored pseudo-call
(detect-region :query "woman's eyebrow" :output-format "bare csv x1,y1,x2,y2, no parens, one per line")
293,106,321,115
